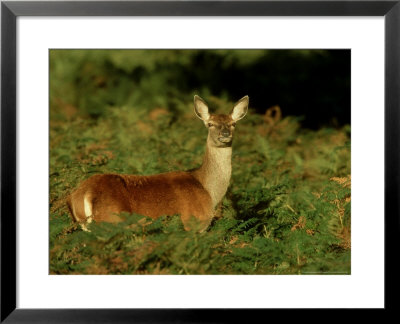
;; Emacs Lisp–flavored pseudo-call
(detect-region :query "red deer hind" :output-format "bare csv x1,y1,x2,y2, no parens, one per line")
67,95,248,231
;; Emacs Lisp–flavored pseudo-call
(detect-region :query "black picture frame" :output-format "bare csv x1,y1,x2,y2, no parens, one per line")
1,0,399,322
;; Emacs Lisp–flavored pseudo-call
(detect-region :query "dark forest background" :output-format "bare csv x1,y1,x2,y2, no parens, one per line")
50,49,350,128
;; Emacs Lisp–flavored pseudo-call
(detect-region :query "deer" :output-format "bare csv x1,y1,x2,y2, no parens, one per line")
67,95,248,232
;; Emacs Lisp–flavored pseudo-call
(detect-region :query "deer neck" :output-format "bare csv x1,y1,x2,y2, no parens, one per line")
193,135,232,208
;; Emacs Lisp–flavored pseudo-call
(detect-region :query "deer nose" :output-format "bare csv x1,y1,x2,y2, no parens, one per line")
221,129,230,137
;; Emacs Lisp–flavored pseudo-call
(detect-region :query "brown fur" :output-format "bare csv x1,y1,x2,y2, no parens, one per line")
68,172,213,230
67,95,248,231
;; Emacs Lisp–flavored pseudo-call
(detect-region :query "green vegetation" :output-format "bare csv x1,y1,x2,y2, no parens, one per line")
50,50,351,275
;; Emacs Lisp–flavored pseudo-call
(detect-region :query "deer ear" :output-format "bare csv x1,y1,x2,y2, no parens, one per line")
194,95,210,121
230,96,249,121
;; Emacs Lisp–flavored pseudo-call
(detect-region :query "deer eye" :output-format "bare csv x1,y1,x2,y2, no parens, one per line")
208,123,214,127
231,123,236,127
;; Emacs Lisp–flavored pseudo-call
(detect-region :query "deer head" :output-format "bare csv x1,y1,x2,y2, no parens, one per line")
194,95,249,148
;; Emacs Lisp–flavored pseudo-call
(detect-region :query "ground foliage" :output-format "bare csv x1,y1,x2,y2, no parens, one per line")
50,50,351,274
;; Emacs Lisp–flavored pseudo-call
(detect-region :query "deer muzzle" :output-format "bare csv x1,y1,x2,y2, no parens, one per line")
218,136,232,143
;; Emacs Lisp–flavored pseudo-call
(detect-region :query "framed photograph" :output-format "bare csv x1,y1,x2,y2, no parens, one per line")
1,0,398,321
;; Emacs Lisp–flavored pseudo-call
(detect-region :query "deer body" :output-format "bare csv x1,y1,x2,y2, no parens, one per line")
67,95,248,231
